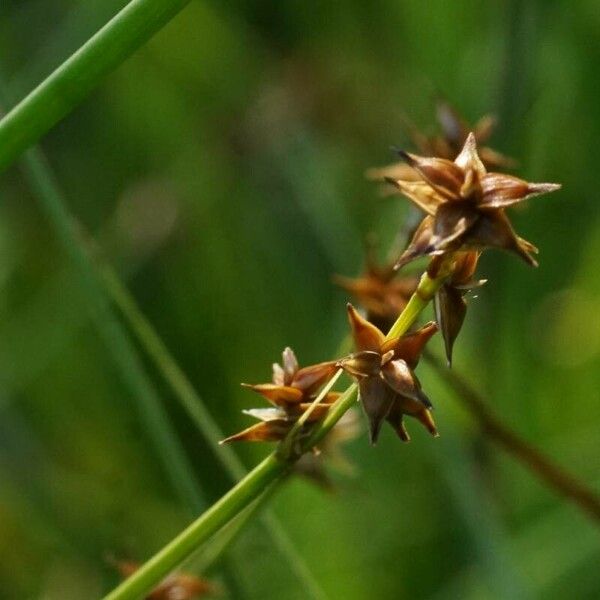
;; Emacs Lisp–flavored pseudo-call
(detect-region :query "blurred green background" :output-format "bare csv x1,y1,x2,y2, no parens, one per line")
0,0,599,598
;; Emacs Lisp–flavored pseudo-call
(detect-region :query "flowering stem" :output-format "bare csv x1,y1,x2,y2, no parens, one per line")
193,479,285,575
103,269,447,599
0,0,192,172
386,270,446,340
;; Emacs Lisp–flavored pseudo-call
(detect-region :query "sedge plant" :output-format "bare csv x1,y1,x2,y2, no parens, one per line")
105,133,562,599
0,3,596,597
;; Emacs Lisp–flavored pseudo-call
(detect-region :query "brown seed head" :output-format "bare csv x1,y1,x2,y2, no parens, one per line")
433,251,487,366
221,348,338,444
386,133,560,268
333,248,418,331
338,304,438,443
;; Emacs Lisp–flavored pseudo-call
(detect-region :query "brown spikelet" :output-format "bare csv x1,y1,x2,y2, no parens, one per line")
339,305,438,443
387,133,560,268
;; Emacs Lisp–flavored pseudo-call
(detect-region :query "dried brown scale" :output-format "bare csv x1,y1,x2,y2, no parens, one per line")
385,133,561,268
433,251,486,366
222,346,360,486
338,304,438,443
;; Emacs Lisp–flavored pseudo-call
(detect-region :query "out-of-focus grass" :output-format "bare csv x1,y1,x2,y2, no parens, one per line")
0,1,599,598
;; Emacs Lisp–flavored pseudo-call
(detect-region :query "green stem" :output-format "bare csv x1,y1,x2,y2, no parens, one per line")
105,454,290,600
105,268,447,599
385,270,441,340
0,0,191,172
194,478,285,574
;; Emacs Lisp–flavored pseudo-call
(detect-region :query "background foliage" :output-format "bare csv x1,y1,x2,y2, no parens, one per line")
0,1,599,598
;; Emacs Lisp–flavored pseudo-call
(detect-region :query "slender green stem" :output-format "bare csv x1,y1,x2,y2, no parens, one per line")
104,454,290,600
194,479,285,574
385,270,442,340
0,0,191,172
105,268,447,599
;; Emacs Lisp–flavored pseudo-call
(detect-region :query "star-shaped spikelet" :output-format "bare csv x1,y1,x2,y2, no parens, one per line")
385,133,561,268
338,304,438,443
221,348,338,443
113,559,214,599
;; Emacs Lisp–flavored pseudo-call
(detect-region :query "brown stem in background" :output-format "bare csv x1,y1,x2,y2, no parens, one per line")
424,350,600,523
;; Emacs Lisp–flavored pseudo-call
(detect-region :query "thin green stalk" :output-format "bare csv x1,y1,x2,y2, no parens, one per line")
105,454,291,600
386,270,441,340
105,269,447,599
194,478,285,574
0,0,191,172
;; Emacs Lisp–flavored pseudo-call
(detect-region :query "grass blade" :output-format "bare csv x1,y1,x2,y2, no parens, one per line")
0,0,192,172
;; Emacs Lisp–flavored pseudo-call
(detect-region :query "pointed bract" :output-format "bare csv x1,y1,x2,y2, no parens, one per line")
358,376,396,444
381,359,431,408
241,383,304,406
221,419,292,443
368,102,516,196
433,251,485,366
347,303,386,351
398,151,464,200
281,347,299,384
337,351,382,378
381,321,438,369
434,284,467,366
292,361,338,395
454,132,486,177
384,178,445,215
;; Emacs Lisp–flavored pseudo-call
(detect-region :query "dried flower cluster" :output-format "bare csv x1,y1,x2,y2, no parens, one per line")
387,133,560,268
222,349,339,444
223,103,560,466
338,304,437,443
